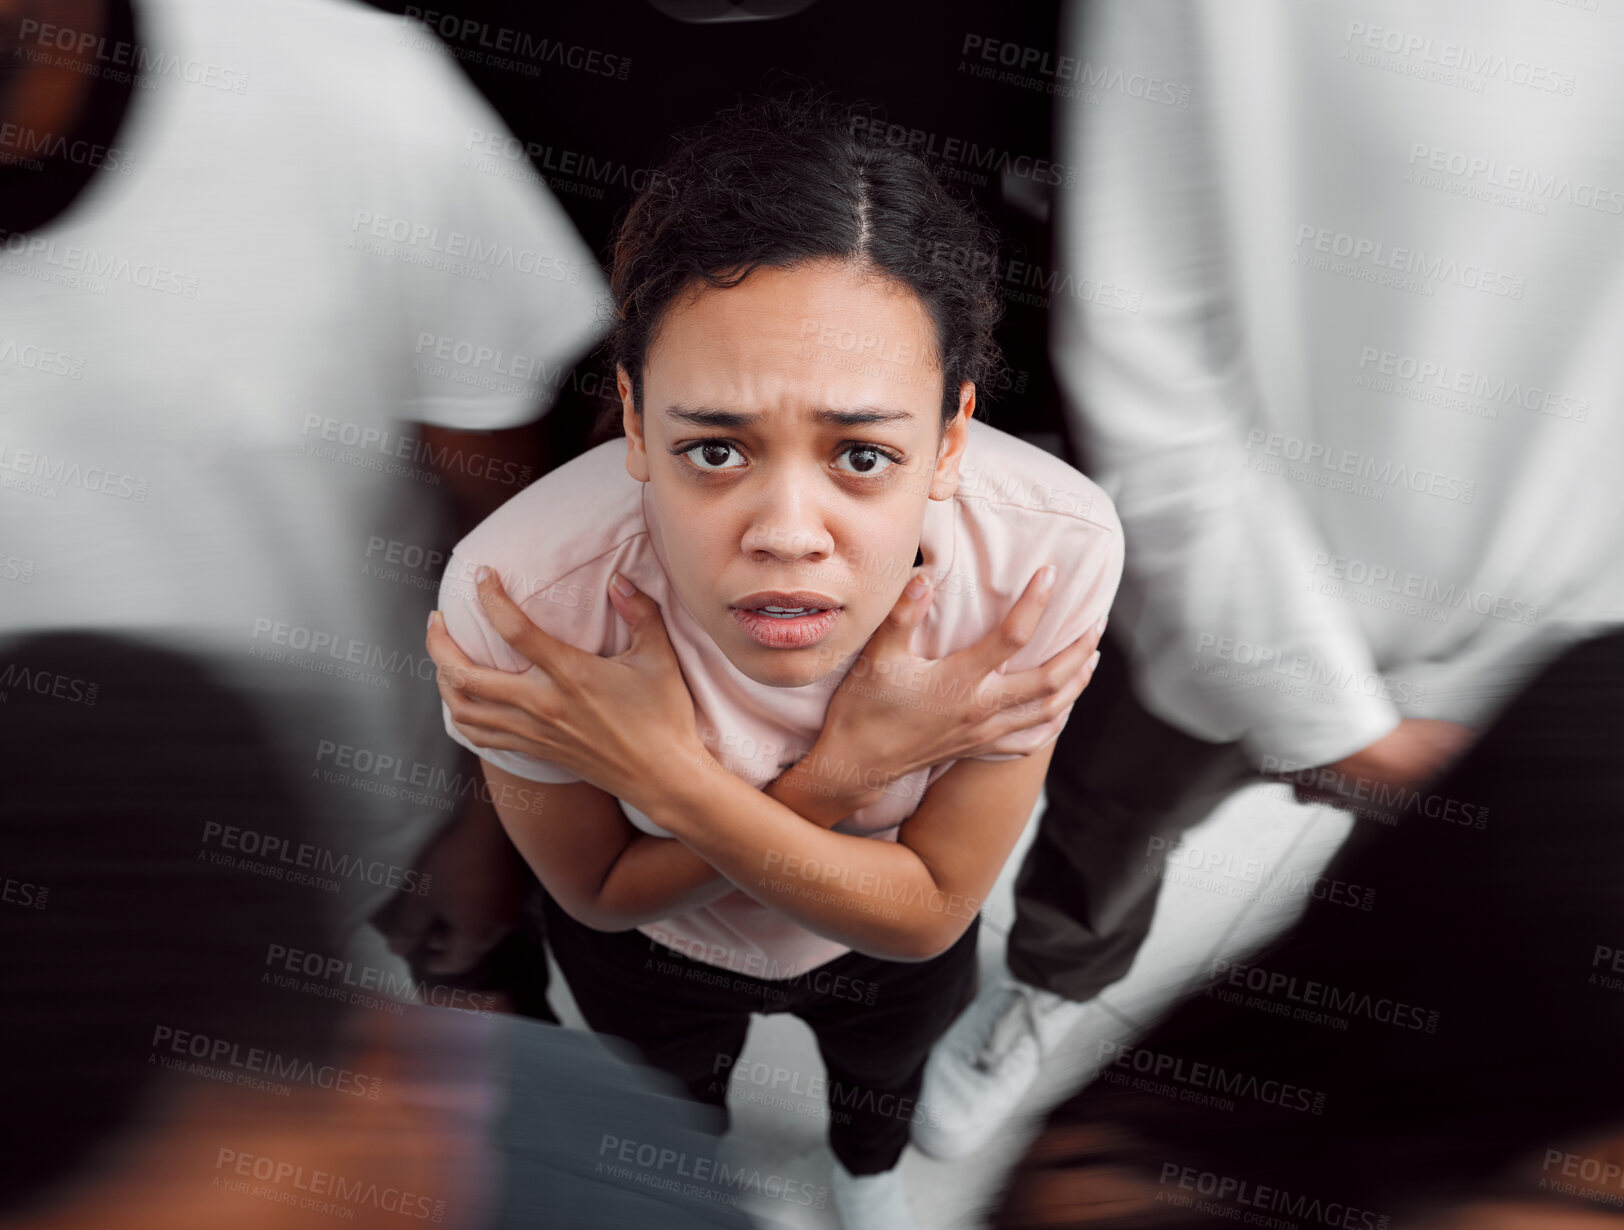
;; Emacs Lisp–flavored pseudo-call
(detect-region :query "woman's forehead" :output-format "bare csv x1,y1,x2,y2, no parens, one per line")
644,264,944,418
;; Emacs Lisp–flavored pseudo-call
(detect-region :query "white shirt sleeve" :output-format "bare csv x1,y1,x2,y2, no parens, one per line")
365,20,610,432
1052,0,1399,768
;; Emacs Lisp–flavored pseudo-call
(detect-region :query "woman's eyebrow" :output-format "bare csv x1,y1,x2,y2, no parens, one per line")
814,407,916,426
664,405,916,428
667,406,752,428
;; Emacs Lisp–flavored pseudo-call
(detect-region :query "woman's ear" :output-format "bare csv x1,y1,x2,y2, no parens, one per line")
929,382,976,500
620,366,650,482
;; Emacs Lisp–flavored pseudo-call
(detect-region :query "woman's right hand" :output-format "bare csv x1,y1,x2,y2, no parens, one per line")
803,566,1107,815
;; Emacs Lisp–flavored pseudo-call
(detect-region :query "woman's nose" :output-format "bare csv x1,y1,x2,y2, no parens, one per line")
740,478,835,562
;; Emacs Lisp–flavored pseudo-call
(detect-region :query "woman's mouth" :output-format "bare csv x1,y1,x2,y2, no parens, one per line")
730,592,842,650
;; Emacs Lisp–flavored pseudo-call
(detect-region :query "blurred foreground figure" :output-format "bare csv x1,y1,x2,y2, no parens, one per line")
0,0,606,979
922,0,1624,1153
0,634,755,1229
991,629,1624,1228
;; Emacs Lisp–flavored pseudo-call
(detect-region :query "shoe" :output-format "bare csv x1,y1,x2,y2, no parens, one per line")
830,1160,920,1230
912,977,1095,1160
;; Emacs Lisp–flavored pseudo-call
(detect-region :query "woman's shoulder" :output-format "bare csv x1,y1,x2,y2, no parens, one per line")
930,419,1125,672
955,418,1120,535
435,439,647,673
449,437,649,599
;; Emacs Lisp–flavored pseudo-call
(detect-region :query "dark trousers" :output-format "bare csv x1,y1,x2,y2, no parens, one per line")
1008,636,1258,1001
542,893,980,1176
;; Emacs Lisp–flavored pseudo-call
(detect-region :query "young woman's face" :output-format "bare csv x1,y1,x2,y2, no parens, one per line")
621,259,973,688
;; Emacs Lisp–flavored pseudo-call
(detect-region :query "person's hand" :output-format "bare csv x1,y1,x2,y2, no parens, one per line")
426,566,705,811
371,787,531,976
1282,718,1475,809
810,565,1108,809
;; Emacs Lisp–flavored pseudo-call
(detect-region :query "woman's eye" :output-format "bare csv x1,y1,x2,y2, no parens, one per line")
834,445,899,476
684,441,746,471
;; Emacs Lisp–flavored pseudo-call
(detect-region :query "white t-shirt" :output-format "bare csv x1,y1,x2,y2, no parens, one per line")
0,0,609,930
1054,0,1624,768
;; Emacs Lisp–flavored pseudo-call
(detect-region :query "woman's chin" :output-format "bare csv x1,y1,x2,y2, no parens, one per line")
723,639,855,689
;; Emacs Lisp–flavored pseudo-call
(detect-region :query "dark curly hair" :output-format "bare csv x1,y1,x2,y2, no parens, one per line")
609,92,1005,426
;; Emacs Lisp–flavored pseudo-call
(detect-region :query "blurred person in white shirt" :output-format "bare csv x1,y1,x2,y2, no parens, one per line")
919,0,1624,1157
0,0,607,983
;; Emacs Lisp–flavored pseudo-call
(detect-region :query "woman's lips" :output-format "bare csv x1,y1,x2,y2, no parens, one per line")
730,606,842,650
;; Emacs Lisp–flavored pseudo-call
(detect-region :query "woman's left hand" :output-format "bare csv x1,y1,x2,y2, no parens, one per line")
816,566,1106,787
426,567,709,808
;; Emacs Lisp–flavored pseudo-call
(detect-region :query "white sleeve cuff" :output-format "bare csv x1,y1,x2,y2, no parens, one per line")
1238,701,1403,773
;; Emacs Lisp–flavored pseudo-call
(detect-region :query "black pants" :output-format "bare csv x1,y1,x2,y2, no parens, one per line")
1008,636,1258,1001
543,893,980,1176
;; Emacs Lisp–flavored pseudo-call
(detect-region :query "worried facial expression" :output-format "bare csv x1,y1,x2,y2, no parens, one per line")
621,259,973,688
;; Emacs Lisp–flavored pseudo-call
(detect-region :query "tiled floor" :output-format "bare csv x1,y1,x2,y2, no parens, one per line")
545,783,1356,1229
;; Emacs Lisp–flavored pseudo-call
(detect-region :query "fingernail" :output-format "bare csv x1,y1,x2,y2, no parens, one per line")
426,610,437,631
1087,649,1101,671
1038,564,1057,591
1094,614,1108,635
475,565,490,584
906,574,929,599
610,571,636,597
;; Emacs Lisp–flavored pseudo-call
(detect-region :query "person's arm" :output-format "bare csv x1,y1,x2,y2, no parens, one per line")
1053,0,1398,769
460,641,1049,931
645,742,1056,961
485,727,881,928
479,740,905,931
436,566,1088,950
428,556,869,928
479,761,739,929
373,774,534,972
433,560,1106,811
482,728,1053,960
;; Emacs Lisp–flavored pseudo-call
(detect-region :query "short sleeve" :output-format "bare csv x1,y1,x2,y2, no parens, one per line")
436,550,584,784
368,23,611,431
971,497,1127,760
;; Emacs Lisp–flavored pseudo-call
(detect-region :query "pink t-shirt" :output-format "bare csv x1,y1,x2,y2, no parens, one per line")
438,418,1124,978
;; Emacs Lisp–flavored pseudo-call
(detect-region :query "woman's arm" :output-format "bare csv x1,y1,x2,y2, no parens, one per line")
484,736,1052,958
482,760,739,930
433,567,1095,949
479,751,902,931
645,741,1057,961
430,565,1101,828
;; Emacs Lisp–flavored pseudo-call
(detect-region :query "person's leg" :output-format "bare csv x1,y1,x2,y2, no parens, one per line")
791,916,981,1229
1007,640,1255,999
799,916,982,1175
917,638,1255,1159
539,894,752,1129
